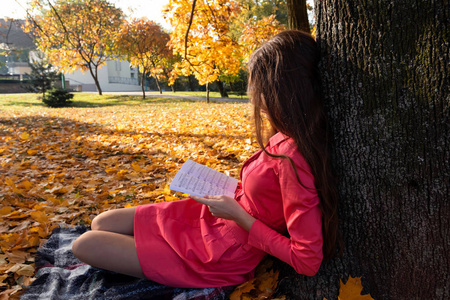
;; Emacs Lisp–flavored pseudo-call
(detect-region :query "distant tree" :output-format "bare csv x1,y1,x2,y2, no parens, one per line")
24,0,124,95
163,0,242,99
115,18,171,98
229,0,288,41
239,15,286,63
24,52,59,99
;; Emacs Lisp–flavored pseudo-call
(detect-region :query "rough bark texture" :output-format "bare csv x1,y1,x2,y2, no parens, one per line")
287,0,310,32
314,0,449,299
216,79,229,98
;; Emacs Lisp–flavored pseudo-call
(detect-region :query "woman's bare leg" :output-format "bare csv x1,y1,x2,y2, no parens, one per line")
72,230,145,278
72,206,145,278
91,207,137,235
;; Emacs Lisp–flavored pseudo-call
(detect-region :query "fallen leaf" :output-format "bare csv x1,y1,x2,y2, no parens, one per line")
338,276,374,300
20,132,30,140
30,211,49,224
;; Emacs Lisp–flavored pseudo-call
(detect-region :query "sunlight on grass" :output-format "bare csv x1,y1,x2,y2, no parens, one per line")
0,92,248,110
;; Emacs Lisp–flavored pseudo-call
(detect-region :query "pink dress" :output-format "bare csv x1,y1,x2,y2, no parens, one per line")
134,132,323,288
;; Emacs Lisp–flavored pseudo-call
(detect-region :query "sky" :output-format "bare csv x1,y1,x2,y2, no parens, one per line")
1,0,170,28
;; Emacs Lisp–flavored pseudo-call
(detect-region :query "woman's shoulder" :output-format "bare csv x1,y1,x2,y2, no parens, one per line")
268,132,312,172
268,132,299,156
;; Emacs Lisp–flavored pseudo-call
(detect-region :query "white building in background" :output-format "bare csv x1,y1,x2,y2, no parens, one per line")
6,62,31,77
65,60,141,92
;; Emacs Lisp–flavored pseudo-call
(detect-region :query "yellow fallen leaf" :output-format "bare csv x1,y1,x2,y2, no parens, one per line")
8,264,35,277
30,211,49,224
27,149,38,155
229,279,256,300
5,178,22,194
26,235,40,247
20,132,30,140
0,207,13,216
7,211,28,219
19,180,33,190
338,276,374,300
131,161,141,172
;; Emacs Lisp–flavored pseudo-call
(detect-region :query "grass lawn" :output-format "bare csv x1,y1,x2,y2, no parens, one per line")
145,90,249,100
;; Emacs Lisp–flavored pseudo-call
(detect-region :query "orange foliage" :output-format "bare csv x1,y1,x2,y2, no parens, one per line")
23,0,123,94
239,15,287,63
163,0,242,85
115,19,173,90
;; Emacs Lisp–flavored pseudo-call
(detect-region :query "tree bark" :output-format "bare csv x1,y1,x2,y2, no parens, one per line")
316,0,447,299
188,75,194,91
140,71,146,99
286,0,310,33
88,64,102,95
274,1,449,299
216,79,228,98
154,75,162,94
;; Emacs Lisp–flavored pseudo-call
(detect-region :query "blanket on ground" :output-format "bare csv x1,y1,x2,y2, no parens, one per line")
21,226,235,300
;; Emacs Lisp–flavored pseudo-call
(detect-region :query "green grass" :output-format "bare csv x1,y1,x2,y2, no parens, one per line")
0,91,247,109
146,90,249,99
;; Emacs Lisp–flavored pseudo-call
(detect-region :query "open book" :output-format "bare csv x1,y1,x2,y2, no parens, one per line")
169,159,239,198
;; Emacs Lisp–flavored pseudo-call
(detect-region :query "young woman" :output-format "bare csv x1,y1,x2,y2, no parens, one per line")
72,30,339,288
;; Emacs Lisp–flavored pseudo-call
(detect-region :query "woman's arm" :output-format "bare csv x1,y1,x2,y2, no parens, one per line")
189,194,256,231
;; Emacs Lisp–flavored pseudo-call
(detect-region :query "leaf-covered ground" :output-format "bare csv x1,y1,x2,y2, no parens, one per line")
0,94,257,298
0,94,372,299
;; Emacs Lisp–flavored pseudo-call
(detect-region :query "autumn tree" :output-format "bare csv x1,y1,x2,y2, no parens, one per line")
239,15,286,63
272,0,449,299
115,19,171,98
229,0,288,40
163,0,242,99
24,0,124,95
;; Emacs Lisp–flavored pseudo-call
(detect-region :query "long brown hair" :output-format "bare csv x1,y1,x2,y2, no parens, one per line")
247,30,340,260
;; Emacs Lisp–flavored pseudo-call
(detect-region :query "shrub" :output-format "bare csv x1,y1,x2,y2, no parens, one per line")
43,88,74,107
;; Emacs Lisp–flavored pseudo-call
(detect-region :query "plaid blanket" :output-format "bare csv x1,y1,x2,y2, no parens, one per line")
21,226,235,300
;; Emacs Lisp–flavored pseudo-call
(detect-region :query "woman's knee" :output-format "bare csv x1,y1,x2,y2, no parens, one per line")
72,231,96,262
90,207,136,234
90,211,109,231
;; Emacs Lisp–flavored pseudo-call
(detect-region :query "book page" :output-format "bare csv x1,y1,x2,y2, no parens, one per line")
169,159,239,198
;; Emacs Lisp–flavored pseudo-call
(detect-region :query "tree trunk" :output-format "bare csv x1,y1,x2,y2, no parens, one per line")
88,64,102,95
206,81,210,103
140,71,146,99
216,79,228,98
188,75,194,91
286,0,310,33
274,1,449,299
315,0,447,299
154,75,162,94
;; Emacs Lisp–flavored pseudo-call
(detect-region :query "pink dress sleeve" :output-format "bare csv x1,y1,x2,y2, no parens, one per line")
247,155,323,276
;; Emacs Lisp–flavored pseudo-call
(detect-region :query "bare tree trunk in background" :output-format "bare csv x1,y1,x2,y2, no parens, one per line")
274,1,449,299
216,79,228,98
188,75,194,91
140,71,146,99
287,0,310,32
154,75,162,94
87,64,102,95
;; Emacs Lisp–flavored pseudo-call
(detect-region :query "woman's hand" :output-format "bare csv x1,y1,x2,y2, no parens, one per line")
189,195,256,232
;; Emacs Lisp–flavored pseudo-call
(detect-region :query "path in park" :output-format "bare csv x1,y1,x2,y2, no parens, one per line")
102,91,249,103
